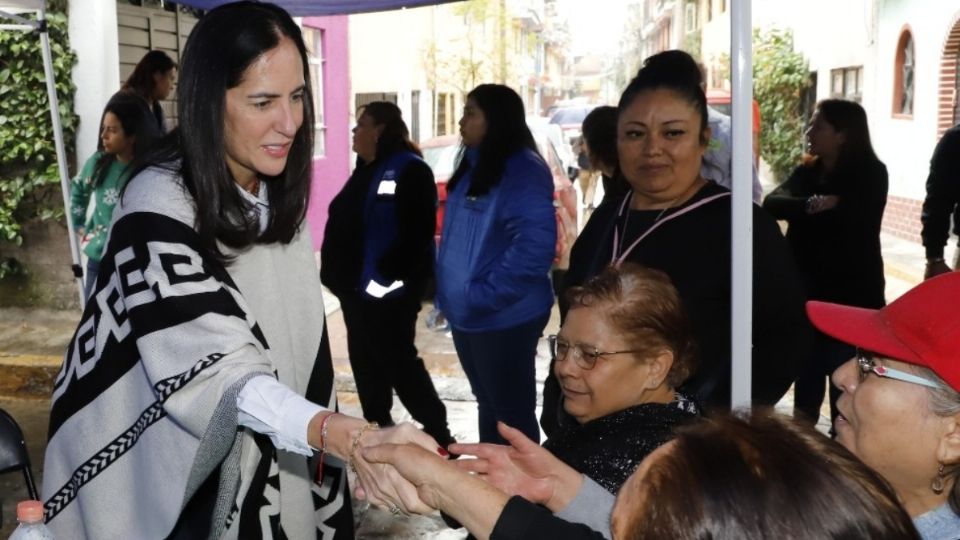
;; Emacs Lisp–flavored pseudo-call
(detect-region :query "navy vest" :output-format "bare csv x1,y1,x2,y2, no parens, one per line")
360,151,422,300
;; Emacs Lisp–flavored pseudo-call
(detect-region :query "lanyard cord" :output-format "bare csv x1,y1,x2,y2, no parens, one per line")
611,190,731,266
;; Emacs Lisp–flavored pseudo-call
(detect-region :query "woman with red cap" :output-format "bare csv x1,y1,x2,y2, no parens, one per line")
808,273,960,539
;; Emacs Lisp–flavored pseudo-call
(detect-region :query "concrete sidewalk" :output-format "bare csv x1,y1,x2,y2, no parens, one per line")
0,230,934,535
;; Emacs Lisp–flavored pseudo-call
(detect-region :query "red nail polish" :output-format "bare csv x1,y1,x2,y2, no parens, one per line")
437,446,450,457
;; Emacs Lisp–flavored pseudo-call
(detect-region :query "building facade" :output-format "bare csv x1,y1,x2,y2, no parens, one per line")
692,0,960,247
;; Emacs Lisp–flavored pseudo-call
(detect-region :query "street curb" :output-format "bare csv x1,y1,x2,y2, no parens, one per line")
884,259,922,287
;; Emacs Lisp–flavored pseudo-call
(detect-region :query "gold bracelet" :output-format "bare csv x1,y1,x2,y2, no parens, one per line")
348,422,379,474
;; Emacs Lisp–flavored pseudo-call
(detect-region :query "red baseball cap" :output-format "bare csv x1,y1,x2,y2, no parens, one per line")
806,272,960,392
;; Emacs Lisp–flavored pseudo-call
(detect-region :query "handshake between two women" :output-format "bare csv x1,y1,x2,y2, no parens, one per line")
355,421,578,540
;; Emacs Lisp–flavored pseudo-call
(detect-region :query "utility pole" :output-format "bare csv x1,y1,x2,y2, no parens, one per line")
498,0,507,83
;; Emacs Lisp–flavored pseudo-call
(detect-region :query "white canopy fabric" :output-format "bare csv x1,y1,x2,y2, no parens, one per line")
177,0,463,16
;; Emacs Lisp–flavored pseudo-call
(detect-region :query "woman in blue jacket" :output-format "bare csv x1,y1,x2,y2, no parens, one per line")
436,84,557,444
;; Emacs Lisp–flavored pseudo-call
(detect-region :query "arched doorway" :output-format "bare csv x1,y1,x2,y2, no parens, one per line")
938,14,960,136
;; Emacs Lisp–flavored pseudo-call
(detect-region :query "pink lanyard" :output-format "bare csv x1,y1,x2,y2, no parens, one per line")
611,190,731,266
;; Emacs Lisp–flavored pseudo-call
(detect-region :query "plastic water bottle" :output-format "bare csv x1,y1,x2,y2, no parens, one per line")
8,500,54,540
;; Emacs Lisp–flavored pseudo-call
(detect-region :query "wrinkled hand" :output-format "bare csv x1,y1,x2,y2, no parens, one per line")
924,260,952,280
449,422,572,509
351,423,440,515
362,442,461,512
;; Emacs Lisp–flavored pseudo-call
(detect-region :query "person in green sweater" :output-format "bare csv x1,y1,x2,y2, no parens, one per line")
71,93,157,297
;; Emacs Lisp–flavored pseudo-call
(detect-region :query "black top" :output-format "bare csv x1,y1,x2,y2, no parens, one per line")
543,397,698,493
320,157,437,300
921,124,960,259
491,497,605,540
543,181,809,434
763,158,887,308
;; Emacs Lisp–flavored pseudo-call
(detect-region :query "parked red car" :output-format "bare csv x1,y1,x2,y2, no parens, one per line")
420,127,578,269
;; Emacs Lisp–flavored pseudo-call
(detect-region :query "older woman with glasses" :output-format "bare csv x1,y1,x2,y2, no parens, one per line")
425,263,699,537
535,263,699,493
808,272,960,539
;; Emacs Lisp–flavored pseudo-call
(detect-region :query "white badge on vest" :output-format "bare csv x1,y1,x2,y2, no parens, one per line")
377,179,397,195
365,279,404,298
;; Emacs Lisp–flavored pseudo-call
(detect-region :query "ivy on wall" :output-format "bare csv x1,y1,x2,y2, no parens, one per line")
753,28,809,183
0,0,77,262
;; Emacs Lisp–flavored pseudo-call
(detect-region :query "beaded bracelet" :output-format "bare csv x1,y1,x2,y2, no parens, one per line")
315,412,339,483
348,422,379,474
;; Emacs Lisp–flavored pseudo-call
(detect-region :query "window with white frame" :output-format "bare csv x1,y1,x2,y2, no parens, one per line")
830,66,863,103
303,26,326,157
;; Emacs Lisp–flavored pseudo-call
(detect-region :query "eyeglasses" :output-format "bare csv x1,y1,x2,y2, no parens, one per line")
547,334,641,370
856,349,946,390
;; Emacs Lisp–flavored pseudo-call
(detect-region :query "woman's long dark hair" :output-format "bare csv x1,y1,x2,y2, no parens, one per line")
130,1,315,263
360,101,421,162
815,99,880,170
448,84,539,196
92,91,158,188
122,50,176,101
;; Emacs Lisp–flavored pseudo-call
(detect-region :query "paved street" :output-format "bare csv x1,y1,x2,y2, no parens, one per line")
0,230,930,536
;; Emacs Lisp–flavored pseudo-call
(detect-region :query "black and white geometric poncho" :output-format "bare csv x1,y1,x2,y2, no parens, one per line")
41,167,353,539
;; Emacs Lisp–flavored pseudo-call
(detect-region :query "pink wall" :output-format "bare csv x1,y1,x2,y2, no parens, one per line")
304,15,350,250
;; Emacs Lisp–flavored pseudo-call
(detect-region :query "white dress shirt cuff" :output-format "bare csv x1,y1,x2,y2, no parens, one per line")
236,374,326,456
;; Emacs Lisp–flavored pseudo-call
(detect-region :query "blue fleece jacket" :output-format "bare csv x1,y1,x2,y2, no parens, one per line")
436,147,557,332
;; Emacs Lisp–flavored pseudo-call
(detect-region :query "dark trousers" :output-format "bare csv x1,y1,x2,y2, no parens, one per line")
793,330,854,425
340,294,452,443
83,258,100,299
451,311,549,444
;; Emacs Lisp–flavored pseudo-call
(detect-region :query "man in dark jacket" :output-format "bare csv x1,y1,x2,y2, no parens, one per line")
921,124,960,279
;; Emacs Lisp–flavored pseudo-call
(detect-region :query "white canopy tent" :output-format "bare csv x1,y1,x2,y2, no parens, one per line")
0,0,84,307
183,0,758,411
1,0,758,408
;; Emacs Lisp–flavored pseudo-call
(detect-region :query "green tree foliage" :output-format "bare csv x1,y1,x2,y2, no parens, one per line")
0,0,77,252
753,28,809,183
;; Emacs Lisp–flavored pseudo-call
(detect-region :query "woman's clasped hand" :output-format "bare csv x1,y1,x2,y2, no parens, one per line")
345,420,446,515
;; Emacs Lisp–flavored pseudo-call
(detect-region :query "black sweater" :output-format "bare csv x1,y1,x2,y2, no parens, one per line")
320,157,437,300
542,182,809,434
491,497,604,540
763,158,887,308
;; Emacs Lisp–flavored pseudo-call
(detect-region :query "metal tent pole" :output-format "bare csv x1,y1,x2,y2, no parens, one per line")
730,0,754,409
38,1,86,308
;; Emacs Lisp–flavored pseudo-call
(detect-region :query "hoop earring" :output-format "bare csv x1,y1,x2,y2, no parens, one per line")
932,462,946,495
